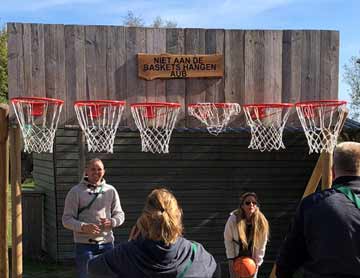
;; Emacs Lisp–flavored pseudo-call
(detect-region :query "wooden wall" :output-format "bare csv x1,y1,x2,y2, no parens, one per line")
7,23,339,129
32,152,57,259
33,128,318,277
22,190,44,258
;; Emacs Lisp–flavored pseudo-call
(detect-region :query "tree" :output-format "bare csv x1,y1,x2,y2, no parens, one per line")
151,16,178,28
343,55,360,120
122,11,145,27
123,11,178,28
0,26,7,103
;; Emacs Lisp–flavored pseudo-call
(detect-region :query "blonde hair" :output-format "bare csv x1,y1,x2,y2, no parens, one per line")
234,192,269,253
334,142,360,176
136,188,183,245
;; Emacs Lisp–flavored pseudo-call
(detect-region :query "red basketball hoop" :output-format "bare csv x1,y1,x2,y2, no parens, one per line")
11,96,64,153
243,103,294,152
188,103,241,135
295,100,348,153
131,102,181,154
74,100,126,153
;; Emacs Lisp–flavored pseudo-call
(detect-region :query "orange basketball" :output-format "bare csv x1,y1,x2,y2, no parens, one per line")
233,256,257,278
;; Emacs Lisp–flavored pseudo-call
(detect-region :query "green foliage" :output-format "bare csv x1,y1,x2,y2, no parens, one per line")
0,26,7,103
343,55,360,120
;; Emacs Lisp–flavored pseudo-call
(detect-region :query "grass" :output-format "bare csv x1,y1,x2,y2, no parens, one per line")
23,258,75,278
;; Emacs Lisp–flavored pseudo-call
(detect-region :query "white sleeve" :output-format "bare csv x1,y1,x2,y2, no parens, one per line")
110,188,125,228
224,215,238,259
253,236,268,266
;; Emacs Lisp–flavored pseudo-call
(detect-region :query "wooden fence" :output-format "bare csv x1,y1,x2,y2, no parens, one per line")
8,23,339,129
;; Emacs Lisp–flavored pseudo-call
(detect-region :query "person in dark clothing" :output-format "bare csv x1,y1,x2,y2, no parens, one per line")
88,188,220,278
276,141,360,278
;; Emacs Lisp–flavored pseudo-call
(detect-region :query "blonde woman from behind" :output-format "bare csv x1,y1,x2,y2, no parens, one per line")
224,192,269,278
89,188,220,278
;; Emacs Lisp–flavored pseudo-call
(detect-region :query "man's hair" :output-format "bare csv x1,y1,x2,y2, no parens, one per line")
136,188,183,245
86,158,104,169
334,142,360,176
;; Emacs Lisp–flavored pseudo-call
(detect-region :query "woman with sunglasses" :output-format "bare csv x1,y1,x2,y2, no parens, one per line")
224,192,269,278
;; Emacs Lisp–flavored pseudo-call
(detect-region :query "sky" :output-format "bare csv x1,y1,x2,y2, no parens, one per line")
1,0,360,103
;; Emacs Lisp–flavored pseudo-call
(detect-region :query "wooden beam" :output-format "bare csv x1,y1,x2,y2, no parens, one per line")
303,153,324,198
0,104,9,278
321,152,333,190
10,126,23,278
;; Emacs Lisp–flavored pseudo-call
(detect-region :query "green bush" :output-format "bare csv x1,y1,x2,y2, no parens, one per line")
0,26,8,104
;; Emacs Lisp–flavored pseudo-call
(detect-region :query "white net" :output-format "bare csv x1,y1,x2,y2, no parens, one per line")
131,103,180,154
11,97,64,153
243,104,293,152
188,103,241,135
296,101,348,154
74,101,125,153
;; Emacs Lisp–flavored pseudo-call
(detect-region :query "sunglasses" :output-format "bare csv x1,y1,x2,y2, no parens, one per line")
244,201,257,206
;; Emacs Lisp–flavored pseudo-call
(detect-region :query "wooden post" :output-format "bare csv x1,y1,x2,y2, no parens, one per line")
79,130,86,179
10,126,23,278
321,152,333,190
0,104,9,278
303,153,324,198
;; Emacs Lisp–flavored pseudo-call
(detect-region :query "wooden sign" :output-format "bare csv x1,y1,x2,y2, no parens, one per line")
138,53,224,80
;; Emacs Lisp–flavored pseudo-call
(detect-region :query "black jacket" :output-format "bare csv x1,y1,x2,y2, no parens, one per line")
88,236,219,278
276,176,360,278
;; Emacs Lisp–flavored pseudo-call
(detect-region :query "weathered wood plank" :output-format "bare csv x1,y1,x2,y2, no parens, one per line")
30,24,46,97
205,29,225,103
264,31,282,103
106,26,127,125
320,30,339,100
245,30,265,104
224,30,245,127
22,24,32,97
64,25,86,125
185,28,206,127
166,28,186,128
85,25,108,100
282,30,303,126
145,28,166,102
7,23,25,119
301,30,321,101
44,24,66,123
126,27,146,130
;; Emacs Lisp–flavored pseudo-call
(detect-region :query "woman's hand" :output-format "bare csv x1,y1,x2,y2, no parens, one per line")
228,260,240,278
